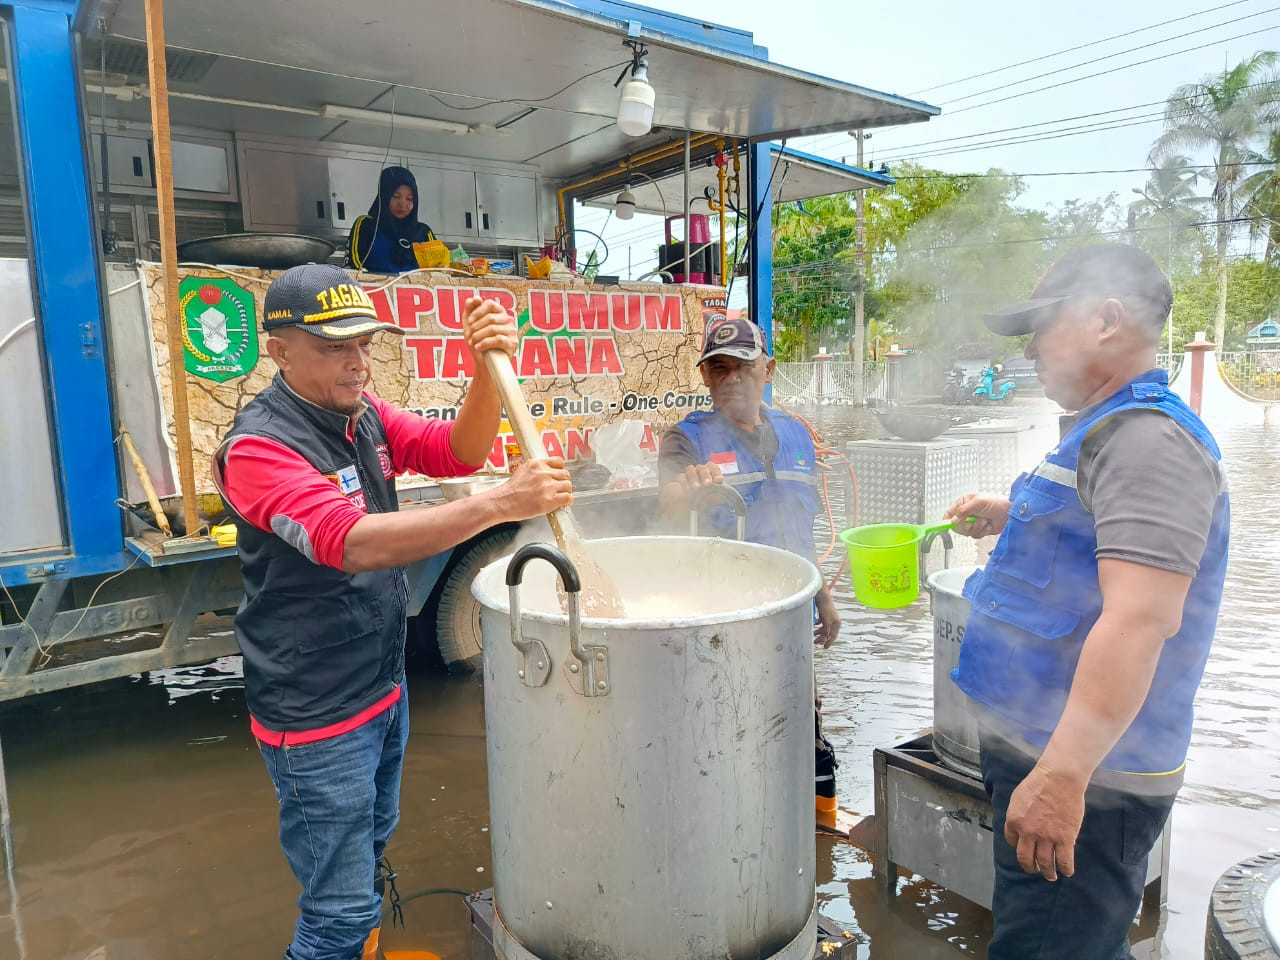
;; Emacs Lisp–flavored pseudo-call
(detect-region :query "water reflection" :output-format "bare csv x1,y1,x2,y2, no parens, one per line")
0,406,1272,960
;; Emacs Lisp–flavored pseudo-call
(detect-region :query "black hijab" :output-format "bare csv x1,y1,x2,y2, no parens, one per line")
357,166,434,270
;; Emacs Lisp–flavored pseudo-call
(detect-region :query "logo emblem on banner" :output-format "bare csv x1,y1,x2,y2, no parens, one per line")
180,278,258,382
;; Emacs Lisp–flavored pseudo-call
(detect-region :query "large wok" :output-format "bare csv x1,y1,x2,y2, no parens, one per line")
871,406,965,442
174,233,336,269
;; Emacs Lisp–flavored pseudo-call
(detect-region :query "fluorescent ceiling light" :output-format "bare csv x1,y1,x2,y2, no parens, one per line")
321,103,470,135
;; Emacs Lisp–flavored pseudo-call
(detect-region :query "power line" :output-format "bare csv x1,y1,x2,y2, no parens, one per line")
908,0,1255,96
837,80,1276,161
799,15,1278,156
945,22,1280,117
890,162,1274,179
893,115,1167,164
938,6,1279,106
768,214,1274,268
869,100,1167,156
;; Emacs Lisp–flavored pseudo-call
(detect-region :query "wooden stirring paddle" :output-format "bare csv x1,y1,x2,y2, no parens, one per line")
481,348,626,617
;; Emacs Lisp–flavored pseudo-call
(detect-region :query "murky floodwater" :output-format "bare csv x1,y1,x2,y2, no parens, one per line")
0,402,1274,960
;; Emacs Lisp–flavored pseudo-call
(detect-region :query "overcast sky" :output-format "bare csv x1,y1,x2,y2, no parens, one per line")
582,0,1280,293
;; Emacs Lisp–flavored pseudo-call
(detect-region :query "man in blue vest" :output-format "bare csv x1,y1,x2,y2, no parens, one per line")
213,264,572,960
657,317,842,822
947,244,1229,959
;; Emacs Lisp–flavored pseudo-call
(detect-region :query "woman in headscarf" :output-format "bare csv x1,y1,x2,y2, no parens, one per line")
346,166,437,273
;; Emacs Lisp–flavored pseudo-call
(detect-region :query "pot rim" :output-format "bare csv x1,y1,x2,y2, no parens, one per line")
472,535,823,629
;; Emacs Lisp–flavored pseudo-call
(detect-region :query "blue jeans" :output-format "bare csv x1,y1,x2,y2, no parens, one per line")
981,737,1175,960
259,685,410,960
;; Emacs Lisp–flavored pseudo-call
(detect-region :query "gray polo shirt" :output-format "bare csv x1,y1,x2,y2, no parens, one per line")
1071,407,1222,575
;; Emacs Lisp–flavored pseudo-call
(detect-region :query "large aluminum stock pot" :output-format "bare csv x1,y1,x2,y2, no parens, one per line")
472,536,822,960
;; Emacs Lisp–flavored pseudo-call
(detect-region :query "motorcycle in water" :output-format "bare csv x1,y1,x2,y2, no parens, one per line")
973,365,1017,402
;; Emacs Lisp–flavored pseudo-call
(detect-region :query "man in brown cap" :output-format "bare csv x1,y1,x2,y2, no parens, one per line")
658,317,842,823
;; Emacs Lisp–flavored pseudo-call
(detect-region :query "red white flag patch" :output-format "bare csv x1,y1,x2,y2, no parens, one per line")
709,451,739,476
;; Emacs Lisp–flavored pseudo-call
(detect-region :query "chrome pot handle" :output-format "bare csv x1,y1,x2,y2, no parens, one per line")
505,542,582,690
689,483,747,540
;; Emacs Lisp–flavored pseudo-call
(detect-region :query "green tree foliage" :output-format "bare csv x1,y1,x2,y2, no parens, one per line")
1242,129,1280,269
1149,52,1280,345
1172,257,1280,350
1128,155,1211,277
771,195,857,360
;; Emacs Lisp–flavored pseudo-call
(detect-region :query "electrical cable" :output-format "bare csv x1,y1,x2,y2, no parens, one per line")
908,0,1255,96
891,162,1275,179
726,138,790,304
891,115,1167,163
428,61,632,112
768,213,1276,275
938,6,1279,107
866,98,1170,156
801,78,1277,164
0,549,146,670
580,217,612,275
798,10,1274,156
396,886,474,906
944,22,1280,117
0,318,35,357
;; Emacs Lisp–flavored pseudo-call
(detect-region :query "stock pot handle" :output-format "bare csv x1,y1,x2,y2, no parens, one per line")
689,483,748,540
504,543,582,689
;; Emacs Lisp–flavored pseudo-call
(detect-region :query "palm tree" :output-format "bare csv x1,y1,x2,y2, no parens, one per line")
1130,155,1206,355
1241,129,1280,268
1150,52,1280,346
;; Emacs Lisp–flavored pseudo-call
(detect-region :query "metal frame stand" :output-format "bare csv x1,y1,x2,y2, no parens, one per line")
872,734,1169,918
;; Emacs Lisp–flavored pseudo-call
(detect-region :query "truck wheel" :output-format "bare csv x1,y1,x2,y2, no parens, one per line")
429,526,517,673
1205,851,1280,959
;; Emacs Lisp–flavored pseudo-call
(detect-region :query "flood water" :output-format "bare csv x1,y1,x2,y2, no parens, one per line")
0,402,1275,960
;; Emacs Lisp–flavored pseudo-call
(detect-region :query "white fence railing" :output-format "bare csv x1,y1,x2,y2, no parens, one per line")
772,361,887,404
1219,351,1280,402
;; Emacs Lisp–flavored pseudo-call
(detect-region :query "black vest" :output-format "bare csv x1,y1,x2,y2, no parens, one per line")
213,374,407,730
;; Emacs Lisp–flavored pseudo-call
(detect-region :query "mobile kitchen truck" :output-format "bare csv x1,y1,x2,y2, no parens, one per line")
0,0,935,698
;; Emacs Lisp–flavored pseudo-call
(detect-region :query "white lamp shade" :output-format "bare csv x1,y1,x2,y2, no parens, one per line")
614,189,637,220
616,76,655,137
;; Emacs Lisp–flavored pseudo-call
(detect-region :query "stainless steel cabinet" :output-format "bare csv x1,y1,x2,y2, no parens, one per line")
408,165,539,245
241,145,330,234
88,133,234,199
475,172,538,244
171,140,232,195
89,134,153,190
237,138,541,245
325,156,385,232
413,166,480,241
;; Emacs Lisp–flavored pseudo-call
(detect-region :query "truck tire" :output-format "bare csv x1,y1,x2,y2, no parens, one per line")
428,526,517,673
1205,851,1280,959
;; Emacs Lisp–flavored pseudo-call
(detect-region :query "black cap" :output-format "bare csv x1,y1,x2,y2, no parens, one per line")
698,317,768,364
262,263,403,340
985,244,1173,336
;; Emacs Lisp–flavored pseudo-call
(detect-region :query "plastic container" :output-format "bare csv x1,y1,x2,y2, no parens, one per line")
838,521,954,609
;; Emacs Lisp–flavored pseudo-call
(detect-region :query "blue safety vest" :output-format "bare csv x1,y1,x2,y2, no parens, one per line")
952,371,1230,775
675,407,821,558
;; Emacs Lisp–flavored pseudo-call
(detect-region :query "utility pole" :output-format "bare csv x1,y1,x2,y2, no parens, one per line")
853,129,868,405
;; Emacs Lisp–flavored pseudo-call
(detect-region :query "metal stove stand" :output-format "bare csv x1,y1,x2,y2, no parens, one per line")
872,734,1169,916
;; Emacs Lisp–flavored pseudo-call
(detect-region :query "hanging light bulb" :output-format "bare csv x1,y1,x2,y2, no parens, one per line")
614,187,637,220
616,57,655,137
